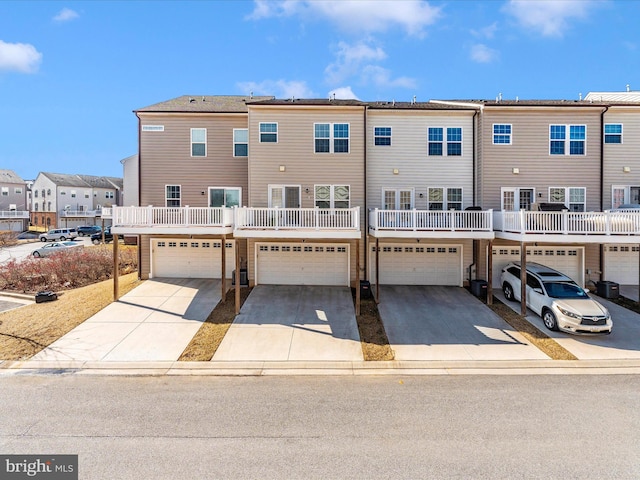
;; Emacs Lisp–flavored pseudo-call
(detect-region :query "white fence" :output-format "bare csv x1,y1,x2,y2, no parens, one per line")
234,207,360,231
112,206,234,227
369,208,493,232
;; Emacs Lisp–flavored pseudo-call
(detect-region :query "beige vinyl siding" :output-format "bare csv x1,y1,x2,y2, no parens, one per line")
138,113,249,208
481,107,603,212
366,110,475,209
602,107,640,208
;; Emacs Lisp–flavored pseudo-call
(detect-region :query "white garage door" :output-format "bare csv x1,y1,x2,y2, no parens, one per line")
369,244,463,286
604,244,639,284
491,246,584,288
256,242,349,286
152,239,235,278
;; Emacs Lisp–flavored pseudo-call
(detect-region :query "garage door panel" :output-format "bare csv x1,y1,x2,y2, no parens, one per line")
256,243,349,286
491,246,584,288
152,239,235,279
604,245,639,285
370,244,462,286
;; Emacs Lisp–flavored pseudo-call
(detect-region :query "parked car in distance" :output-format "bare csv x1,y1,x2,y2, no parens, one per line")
501,262,612,335
77,225,102,236
32,241,84,257
39,228,78,242
91,226,123,245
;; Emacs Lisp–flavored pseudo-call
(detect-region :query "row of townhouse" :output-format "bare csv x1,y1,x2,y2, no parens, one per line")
109,91,640,309
0,170,124,232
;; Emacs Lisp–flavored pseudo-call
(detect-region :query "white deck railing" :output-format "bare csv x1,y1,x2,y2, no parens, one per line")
0,211,29,219
234,207,360,231
59,209,100,217
494,209,640,235
369,208,493,232
112,206,234,227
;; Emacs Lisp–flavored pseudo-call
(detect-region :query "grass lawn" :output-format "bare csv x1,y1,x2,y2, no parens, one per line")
0,273,141,361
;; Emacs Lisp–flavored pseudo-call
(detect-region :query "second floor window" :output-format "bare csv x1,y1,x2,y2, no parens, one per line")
191,128,206,156
234,129,248,156
315,185,350,208
428,127,462,156
550,125,585,155
314,123,349,153
259,123,278,143
604,124,622,144
374,127,391,146
166,185,181,207
493,124,512,144
1,187,7,196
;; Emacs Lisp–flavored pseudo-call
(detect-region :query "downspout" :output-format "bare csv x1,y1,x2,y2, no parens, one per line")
135,111,142,280
599,105,609,281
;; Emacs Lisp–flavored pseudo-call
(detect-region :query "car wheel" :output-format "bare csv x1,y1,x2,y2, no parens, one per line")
92,239,100,245
59,236,66,241
33,251,41,257
40,237,47,242
542,309,559,331
503,283,515,302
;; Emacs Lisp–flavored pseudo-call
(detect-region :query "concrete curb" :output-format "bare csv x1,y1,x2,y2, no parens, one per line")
2,359,640,376
0,291,35,301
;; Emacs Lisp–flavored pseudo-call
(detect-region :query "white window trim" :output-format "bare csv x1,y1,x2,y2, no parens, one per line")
373,126,392,146
268,185,301,208
259,122,278,143
233,128,248,157
427,187,464,210
427,127,463,156
314,184,351,208
314,123,350,154
604,123,623,144
190,128,207,157
501,187,536,211
208,186,242,207
142,125,165,132
165,184,181,207
14,187,22,194
492,123,512,145
382,188,414,210
549,124,587,156
548,186,586,212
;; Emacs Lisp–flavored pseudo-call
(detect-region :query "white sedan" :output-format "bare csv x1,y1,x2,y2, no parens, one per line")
32,241,84,258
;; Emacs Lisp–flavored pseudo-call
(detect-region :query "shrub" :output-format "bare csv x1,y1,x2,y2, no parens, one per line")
0,246,138,293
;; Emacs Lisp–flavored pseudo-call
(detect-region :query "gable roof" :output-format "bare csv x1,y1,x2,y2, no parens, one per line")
40,172,123,189
0,169,25,184
136,95,274,113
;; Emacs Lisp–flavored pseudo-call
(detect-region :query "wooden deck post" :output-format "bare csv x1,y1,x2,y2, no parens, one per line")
355,238,360,315
113,233,119,301
221,234,226,303
520,241,527,316
375,237,380,304
235,239,241,315
487,239,493,305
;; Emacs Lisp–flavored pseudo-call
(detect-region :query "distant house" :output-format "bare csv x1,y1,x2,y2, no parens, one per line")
30,172,123,229
0,169,28,232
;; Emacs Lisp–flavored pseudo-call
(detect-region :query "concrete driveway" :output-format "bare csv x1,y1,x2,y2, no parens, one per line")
213,285,363,362
377,286,549,361
30,278,220,363
495,290,640,360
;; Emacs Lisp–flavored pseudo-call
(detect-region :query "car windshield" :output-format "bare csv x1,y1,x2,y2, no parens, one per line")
543,282,589,299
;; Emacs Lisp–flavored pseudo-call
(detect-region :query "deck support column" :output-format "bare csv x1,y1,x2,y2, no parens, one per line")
235,238,241,314
487,239,493,305
221,234,226,303
520,241,527,316
113,233,119,301
355,238,360,315
375,237,380,304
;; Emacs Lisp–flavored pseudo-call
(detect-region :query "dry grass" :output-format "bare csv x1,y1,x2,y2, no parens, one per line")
486,297,578,360
0,273,141,361
178,287,252,361
355,292,395,361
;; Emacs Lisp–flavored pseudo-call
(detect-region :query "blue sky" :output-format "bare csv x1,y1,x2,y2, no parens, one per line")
1,0,639,181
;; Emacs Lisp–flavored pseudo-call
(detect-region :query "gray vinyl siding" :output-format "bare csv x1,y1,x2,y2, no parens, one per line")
481,108,603,211
366,110,475,209
602,107,640,208
0,183,26,211
138,113,249,208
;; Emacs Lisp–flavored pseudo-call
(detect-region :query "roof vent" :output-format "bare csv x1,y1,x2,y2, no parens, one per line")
189,97,195,103
392,99,395,106
579,92,582,101
627,84,631,92
515,96,519,102
250,91,253,99
202,96,205,102
412,95,416,105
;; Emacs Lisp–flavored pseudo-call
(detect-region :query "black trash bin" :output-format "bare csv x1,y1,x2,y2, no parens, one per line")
232,269,248,286
597,281,619,299
35,291,58,303
360,280,371,299
470,279,488,299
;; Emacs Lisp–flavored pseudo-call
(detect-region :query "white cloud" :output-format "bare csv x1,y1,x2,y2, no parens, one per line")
361,65,417,89
237,79,315,98
502,0,596,37
53,8,79,22
470,44,499,63
247,0,441,37
325,41,387,84
328,87,359,100
0,40,42,73
471,22,498,39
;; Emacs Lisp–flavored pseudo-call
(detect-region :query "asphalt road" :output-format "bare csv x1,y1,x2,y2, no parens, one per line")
0,237,94,264
1,374,639,479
